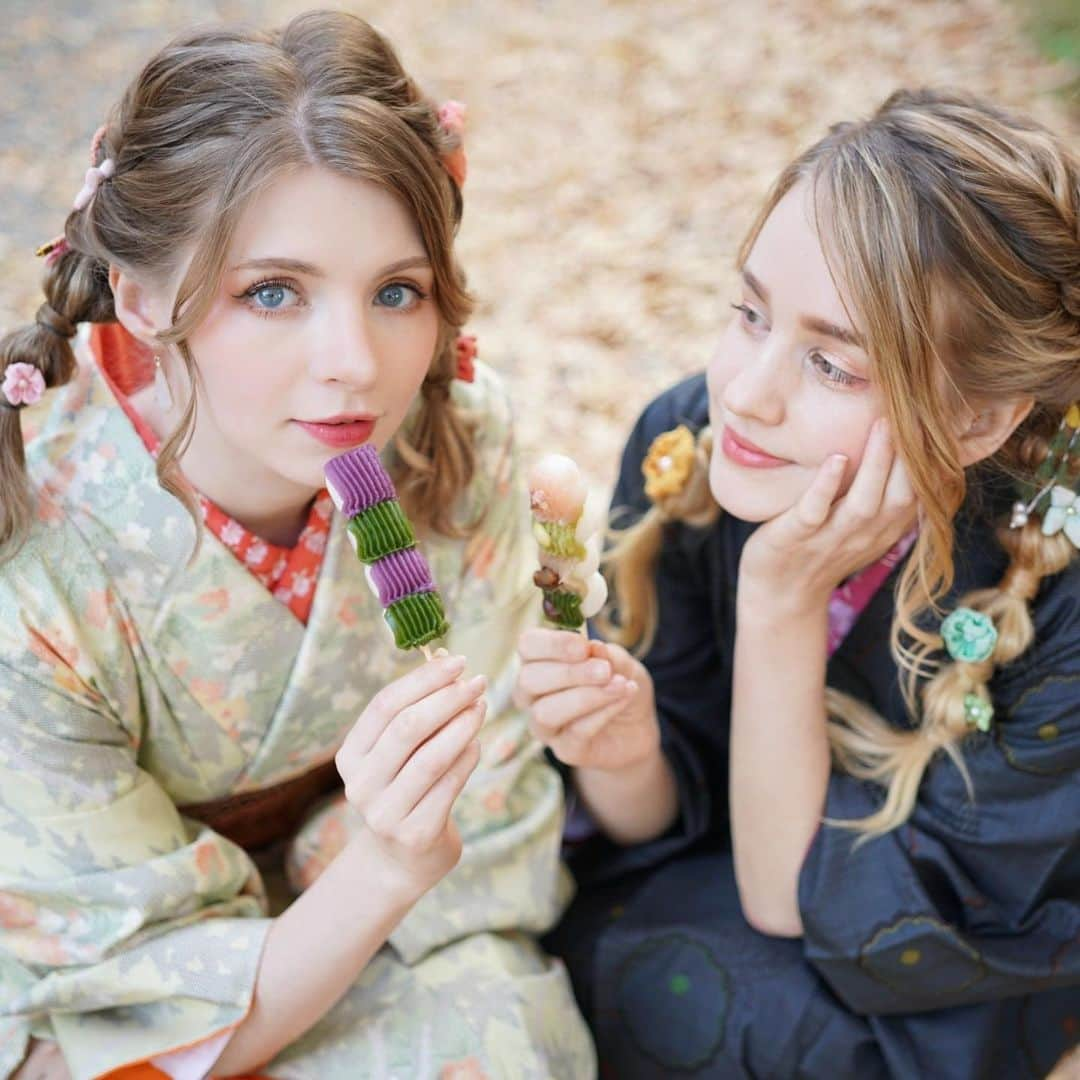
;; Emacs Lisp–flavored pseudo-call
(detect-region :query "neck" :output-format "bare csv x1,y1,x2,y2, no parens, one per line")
131,384,317,548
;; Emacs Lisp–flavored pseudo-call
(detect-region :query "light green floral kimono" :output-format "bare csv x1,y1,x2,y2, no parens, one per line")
0,344,595,1080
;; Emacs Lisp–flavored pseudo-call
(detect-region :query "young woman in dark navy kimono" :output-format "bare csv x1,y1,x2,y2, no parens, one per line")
515,89,1080,1079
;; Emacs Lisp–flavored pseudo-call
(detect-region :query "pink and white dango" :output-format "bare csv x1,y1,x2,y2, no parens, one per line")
527,454,588,524
528,454,609,620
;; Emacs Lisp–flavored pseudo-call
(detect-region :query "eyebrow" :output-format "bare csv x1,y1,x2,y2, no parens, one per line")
231,255,432,277
741,267,866,351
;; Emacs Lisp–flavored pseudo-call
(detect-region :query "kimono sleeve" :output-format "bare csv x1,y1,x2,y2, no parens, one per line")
386,362,573,964
797,582,1080,1015
0,593,270,1079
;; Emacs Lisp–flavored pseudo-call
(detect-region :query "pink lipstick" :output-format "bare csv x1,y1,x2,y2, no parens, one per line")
295,414,376,449
721,426,791,469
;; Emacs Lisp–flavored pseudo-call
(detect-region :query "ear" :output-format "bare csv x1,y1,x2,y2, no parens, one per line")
109,266,170,350
957,397,1035,467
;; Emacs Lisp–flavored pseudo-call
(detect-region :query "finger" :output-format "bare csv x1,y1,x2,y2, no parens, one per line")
370,674,487,786
564,693,631,741
530,677,629,738
841,418,895,521
518,627,590,664
793,453,847,531
377,699,487,825
347,654,468,756
593,641,645,681
517,656,613,701
400,736,483,845
881,451,916,516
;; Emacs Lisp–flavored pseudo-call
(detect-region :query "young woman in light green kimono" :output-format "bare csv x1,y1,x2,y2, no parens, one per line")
0,12,595,1080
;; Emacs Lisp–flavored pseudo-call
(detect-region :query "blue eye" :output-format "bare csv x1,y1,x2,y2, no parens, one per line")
257,286,285,308
245,281,298,312
376,283,422,310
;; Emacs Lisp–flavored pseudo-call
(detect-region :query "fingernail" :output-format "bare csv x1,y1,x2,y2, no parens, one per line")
829,454,847,472
447,654,467,673
586,660,610,682
468,674,487,693
607,674,628,693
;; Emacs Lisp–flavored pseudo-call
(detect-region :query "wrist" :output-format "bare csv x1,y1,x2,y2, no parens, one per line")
576,734,664,783
338,830,432,910
737,578,830,624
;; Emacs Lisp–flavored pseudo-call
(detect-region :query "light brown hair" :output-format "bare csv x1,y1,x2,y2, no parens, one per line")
0,11,475,559
606,89,1080,835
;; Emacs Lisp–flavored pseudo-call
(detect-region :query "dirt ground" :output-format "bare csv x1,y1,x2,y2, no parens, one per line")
1,0,1076,489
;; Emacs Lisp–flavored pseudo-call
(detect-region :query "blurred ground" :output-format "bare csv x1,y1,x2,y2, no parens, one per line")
1,0,1077,490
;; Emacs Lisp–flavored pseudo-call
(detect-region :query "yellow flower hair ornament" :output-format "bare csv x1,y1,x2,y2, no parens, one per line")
642,425,696,502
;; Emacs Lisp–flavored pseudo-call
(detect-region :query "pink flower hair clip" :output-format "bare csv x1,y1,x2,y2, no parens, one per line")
2,363,47,410
73,158,115,211
437,100,468,189
72,123,116,211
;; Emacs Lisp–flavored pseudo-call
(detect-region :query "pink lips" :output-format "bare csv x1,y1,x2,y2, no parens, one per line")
295,414,376,449
720,425,791,469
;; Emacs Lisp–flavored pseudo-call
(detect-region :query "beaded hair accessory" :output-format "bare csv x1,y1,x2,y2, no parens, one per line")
1009,403,1080,546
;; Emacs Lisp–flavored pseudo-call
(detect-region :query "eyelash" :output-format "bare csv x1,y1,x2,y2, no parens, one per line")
731,302,763,328
240,278,301,319
810,352,859,387
731,302,863,389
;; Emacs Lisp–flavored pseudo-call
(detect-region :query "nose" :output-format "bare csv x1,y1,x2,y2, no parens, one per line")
720,337,787,428
307,300,379,389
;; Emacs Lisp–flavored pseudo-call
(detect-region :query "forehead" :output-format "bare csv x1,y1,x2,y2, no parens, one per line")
227,166,424,266
747,181,856,330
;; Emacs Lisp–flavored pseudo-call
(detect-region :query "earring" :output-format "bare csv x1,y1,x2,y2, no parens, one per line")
153,354,173,413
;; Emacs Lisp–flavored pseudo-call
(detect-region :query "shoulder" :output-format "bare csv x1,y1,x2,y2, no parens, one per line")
451,359,515,451
992,557,1080,775
0,516,132,708
628,372,710,453
613,373,709,515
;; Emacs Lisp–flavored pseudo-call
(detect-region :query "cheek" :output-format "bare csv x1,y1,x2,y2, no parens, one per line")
705,324,744,404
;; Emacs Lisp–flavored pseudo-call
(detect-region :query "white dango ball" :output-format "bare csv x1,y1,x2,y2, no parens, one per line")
580,572,609,619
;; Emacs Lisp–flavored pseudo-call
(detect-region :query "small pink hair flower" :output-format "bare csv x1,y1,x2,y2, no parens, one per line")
2,363,46,408
437,100,467,137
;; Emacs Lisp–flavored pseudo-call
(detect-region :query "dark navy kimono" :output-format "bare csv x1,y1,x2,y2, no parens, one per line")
545,374,1080,1079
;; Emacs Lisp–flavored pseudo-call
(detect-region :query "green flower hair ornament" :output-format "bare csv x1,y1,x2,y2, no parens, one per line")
963,693,994,733
941,607,998,665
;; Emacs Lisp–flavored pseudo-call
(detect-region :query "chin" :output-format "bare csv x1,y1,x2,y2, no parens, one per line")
708,458,793,523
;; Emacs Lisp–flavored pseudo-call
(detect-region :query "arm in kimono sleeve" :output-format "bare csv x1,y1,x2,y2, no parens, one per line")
388,361,574,964
797,582,1080,1015
0,659,271,1080
601,375,729,859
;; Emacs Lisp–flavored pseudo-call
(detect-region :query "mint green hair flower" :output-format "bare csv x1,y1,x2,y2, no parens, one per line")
941,607,998,664
963,693,994,733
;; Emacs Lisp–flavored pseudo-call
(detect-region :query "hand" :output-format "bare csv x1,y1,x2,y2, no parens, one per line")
335,653,486,898
514,628,659,772
738,419,916,616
